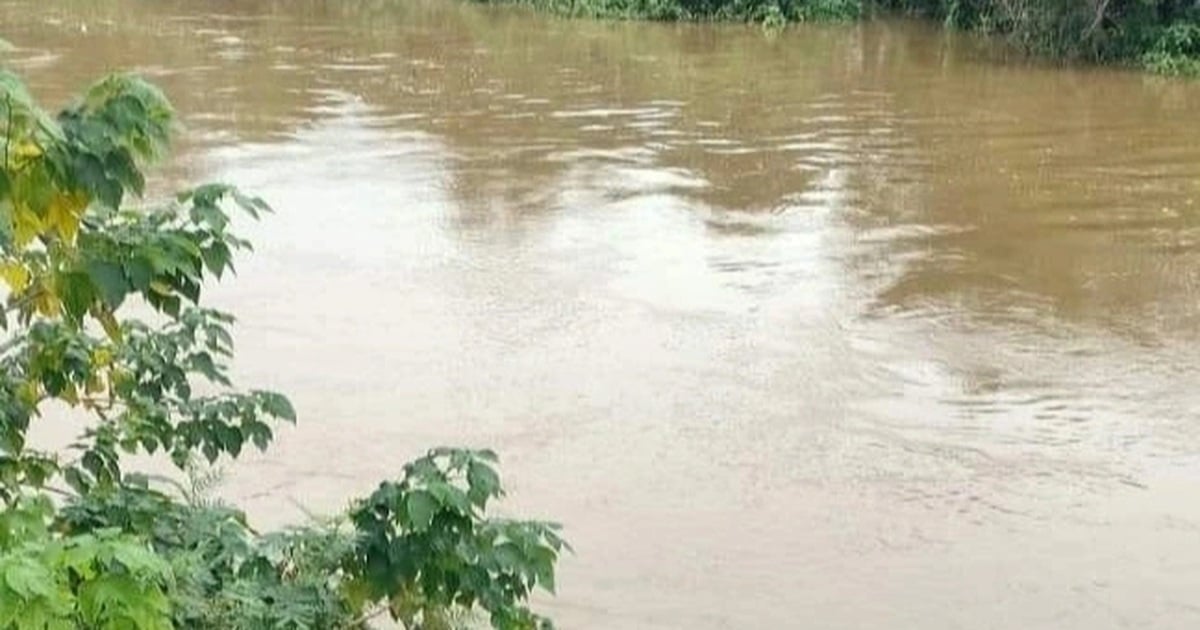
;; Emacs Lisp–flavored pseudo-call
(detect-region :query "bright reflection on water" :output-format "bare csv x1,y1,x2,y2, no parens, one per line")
5,0,1200,627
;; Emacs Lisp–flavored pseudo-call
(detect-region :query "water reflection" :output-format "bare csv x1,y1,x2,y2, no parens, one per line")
5,1,1200,627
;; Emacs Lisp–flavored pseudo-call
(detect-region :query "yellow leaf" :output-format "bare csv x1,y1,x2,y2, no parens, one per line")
33,291,59,317
0,262,30,292
85,375,104,395
11,140,42,161
17,380,39,406
149,280,172,295
92,346,113,367
45,191,87,242
60,382,79,405
12,205,43,247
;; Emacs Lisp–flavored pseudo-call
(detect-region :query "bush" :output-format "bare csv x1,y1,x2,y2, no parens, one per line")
875,0,1200,72
0,71,565,629
1140,20,1200,74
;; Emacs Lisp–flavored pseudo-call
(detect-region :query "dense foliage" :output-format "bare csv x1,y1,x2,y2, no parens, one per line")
0,70,565,629
472,0,1200,74
880,0,1200,73
471,0,861,23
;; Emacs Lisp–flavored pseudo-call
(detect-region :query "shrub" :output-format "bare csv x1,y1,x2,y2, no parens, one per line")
0,70,565,629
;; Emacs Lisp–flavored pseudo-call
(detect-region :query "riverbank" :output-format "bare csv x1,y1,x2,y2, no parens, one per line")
469,0,1200,75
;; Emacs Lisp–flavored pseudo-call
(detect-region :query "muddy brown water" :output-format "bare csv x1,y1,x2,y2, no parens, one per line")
6,1,1200,628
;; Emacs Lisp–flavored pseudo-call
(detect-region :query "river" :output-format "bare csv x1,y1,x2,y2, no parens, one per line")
4,1,1200,628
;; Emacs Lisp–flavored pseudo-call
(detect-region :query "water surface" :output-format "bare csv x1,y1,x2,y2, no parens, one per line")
5,1,1200,627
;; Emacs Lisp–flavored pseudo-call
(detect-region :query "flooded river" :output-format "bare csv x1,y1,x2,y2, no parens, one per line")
5,0,1200,627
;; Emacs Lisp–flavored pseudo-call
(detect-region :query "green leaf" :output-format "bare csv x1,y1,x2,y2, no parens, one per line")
427,480,472,515
123,256,154,291
3,559,54,598
81,451,104,477
492,542,524,572
233,189,271,217
72,151,124,209
467,461,501,507
530,546,557,594
259,391,296,422
59,271,96,321
79,574,147,624
201,241,231,278
160,294,181,318
139,435,159,454
84,259,128,309
191,183,228,203
405,490,438,532
103,150,145,196
0,591,16,627
191,352,219,380
245,421,272,451
178,277,200,303
201,441,219,463
190,200,229,231
208,326,235,355
63,467,90,493
112,543,168,577
217,424,243,457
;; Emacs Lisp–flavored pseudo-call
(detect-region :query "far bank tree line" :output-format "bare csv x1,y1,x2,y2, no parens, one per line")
473,0,1200,74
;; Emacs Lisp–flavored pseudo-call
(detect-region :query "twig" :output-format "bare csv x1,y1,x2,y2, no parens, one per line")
1082,0,1112,42
40,484,75,499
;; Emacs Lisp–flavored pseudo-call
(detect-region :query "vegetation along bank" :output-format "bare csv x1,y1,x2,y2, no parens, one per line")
469,0,1200,74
